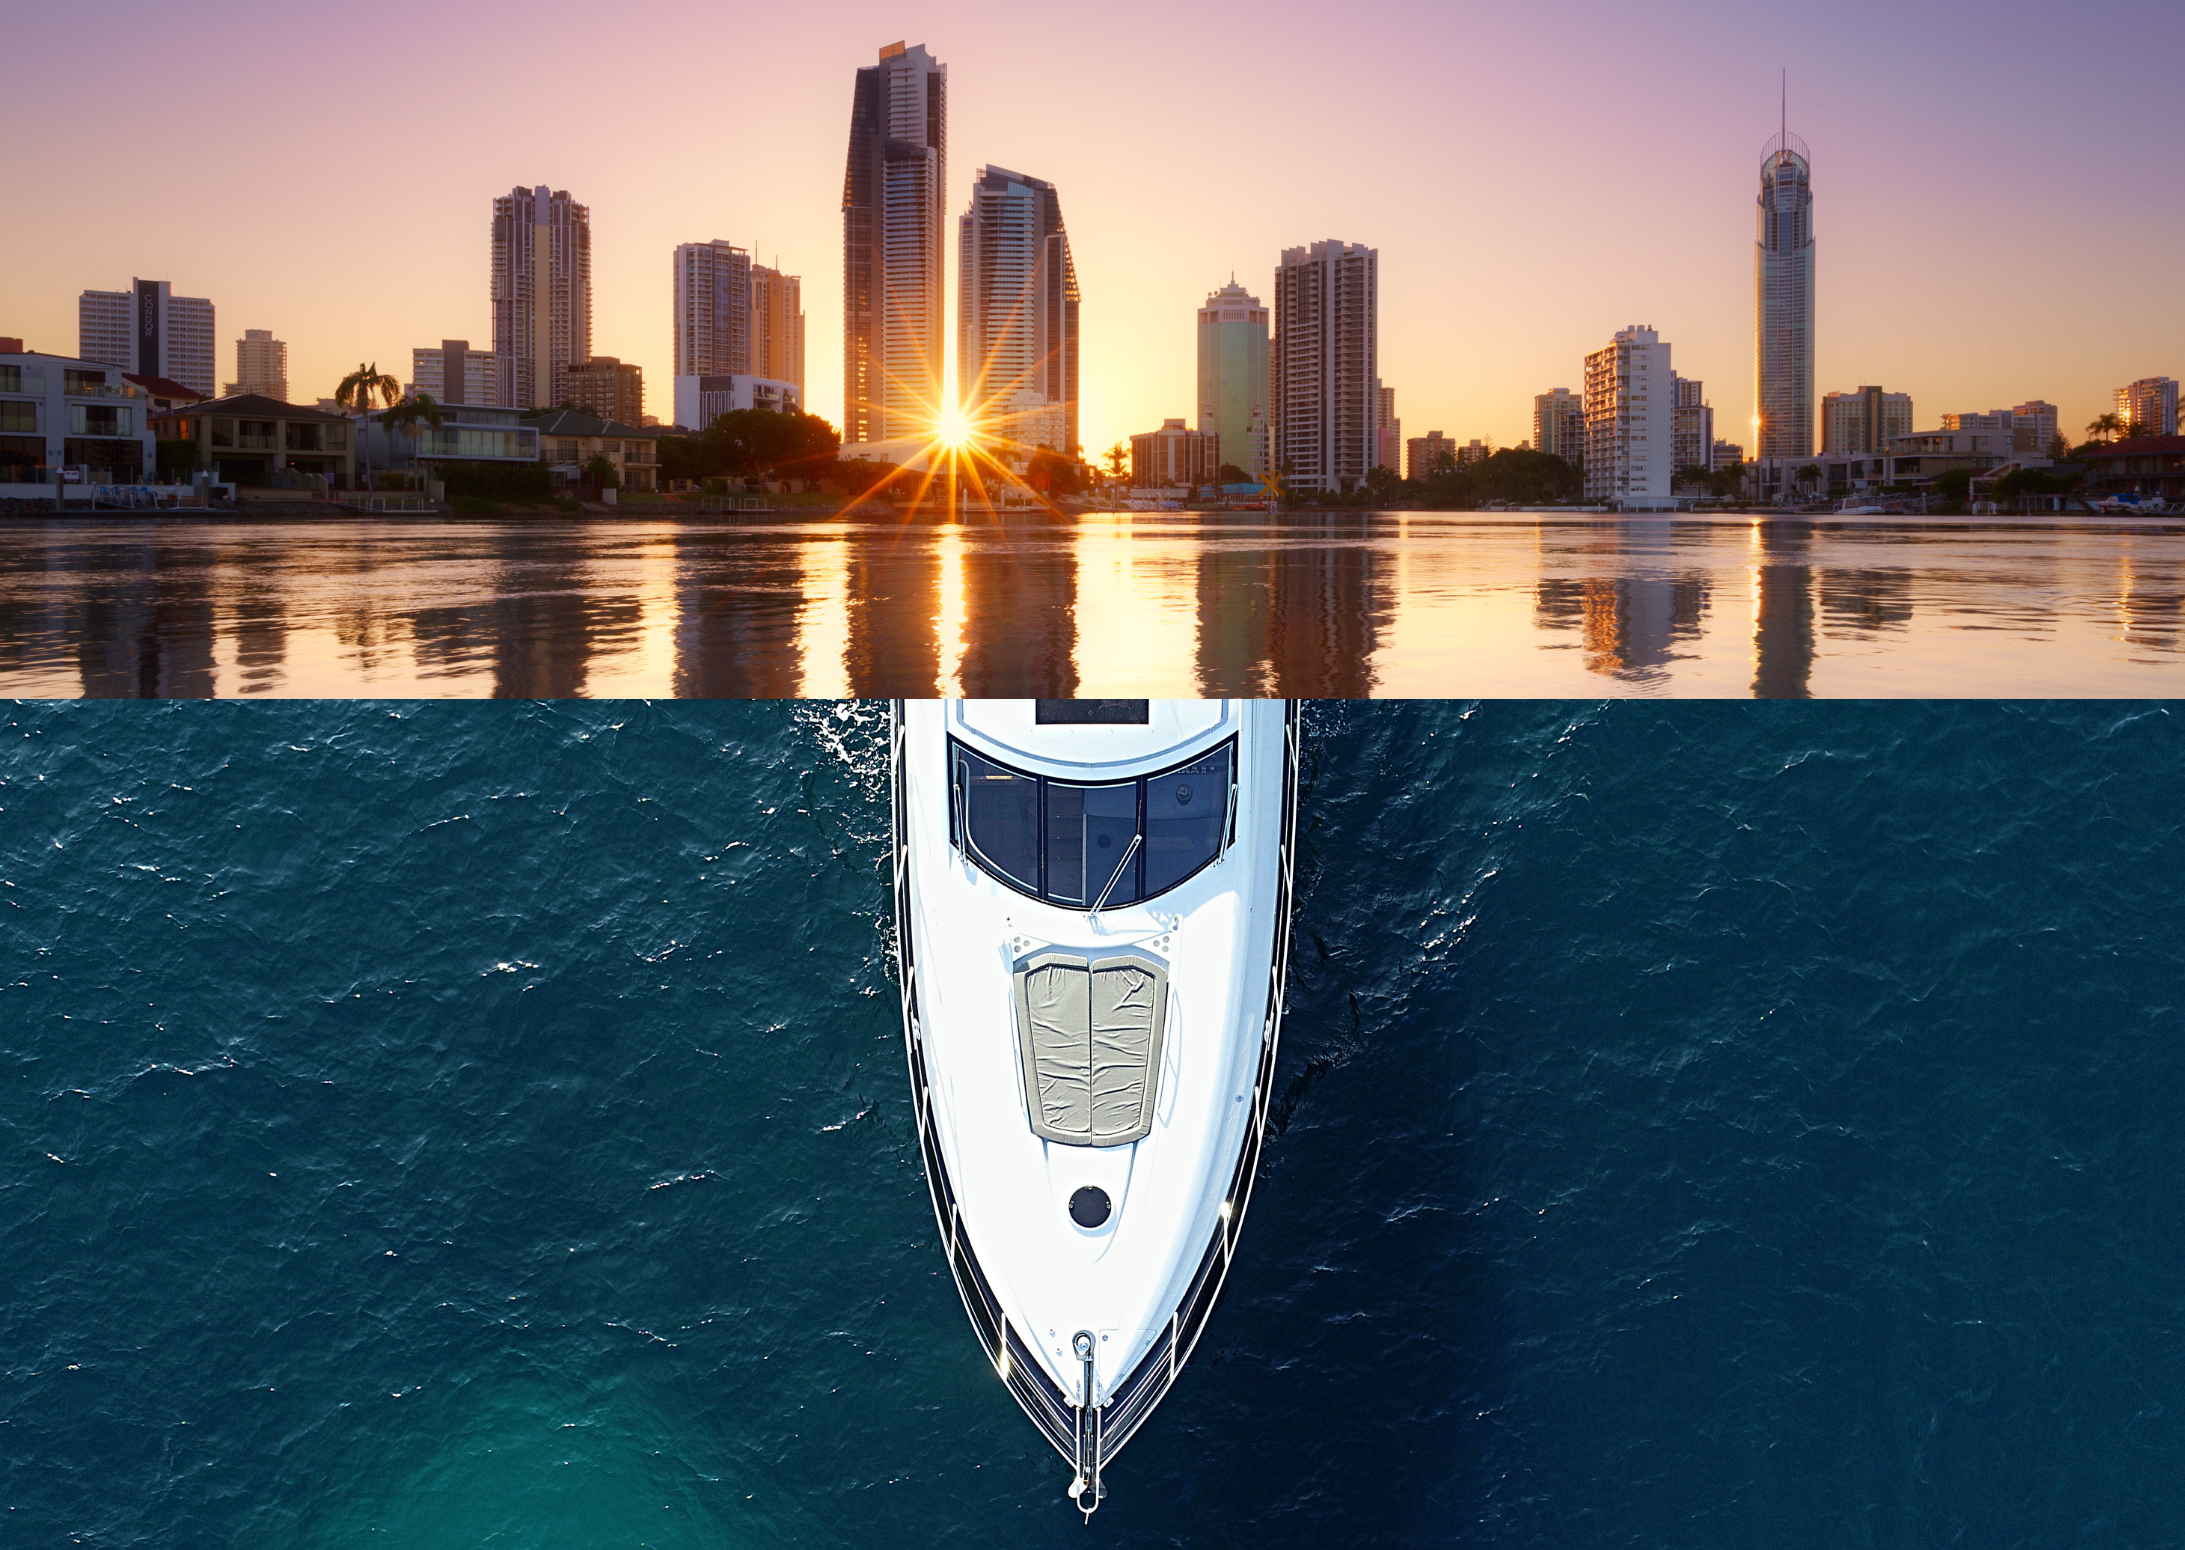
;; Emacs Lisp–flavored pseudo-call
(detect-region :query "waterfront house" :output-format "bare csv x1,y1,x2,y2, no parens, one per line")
2078,436,2185,503
152,393,356,492
523,408,659,491
0,349,159,486
355,401,540,488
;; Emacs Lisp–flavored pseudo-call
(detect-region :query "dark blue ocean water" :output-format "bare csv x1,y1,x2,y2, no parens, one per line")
3,701,2182,1547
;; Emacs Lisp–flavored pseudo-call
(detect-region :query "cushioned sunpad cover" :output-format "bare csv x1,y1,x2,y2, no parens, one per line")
1016,951,1167,1146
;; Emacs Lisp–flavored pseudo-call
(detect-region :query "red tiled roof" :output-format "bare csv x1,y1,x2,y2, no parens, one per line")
122,373,208,402
2083,436,2185,459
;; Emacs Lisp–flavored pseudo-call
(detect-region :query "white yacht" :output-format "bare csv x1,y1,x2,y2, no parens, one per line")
890,699,1299,1514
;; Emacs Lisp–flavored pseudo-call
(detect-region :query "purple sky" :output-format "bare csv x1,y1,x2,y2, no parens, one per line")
5,0,2178,454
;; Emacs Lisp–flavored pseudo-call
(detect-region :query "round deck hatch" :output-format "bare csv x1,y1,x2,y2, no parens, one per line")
1068,1185,1112,1228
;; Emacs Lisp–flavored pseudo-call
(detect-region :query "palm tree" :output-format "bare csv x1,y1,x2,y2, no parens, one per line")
334,362,401,415
378,394,445,492
335,363,402,490
2086,412,2125,444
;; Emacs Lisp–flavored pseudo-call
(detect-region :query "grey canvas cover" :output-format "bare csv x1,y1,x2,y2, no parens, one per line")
1014,949,1168,1146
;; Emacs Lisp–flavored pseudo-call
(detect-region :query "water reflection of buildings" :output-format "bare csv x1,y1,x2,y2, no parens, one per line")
75,538,218,698
1532,521,1709,683
843,536,943,697
407,534,641,697
956,519,1077,696
2115,550,2184,655
674,531,806,696
1751,521,1814,698
1193,517,1392,696
1816,569,1913,636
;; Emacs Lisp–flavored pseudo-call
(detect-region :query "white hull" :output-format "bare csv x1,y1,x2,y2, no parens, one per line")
891,700,1299,1510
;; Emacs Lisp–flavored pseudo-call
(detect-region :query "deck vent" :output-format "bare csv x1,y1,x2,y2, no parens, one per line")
1068,1186,1112,1228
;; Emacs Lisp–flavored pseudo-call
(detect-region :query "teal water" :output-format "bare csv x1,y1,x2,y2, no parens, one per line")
3,701,2182,1545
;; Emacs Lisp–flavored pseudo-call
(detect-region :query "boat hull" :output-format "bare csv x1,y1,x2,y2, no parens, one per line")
891,701,1299,1505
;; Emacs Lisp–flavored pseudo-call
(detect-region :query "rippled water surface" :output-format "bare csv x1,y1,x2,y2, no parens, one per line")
4,700,2183,1547
4,514,2185,696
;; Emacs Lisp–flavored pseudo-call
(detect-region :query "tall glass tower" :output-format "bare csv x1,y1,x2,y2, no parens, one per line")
842,41,946,448
1753,129,1814,460
958,166,1078,460
1196,281,1268,479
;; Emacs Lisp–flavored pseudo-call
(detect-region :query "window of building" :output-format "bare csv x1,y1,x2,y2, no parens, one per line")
69,405,129,436
211,419,234,447
63,369,105,394
286,423,321,451
0,401,34,434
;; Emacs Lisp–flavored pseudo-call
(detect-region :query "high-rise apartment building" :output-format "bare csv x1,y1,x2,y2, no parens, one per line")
750,265,805,398
1533,388,1584,466
565,357,644,426
1672,376,1715,472
1273,240,1378,494
842,40,947,447
1822,385,1913,455
1754,128,1815,460
1129,418,1219,488
79,280,216,397
2116,377,2179,437
226,328,288,401
1585,324,1675,509
959,165,1079,459
1407,431,1460,480
674,240,751,380
1196,280,1269,478
1941,404,2053,456
491,185,592,410
409,339,498,404
2011,400,2060,453
1376,384,1400,474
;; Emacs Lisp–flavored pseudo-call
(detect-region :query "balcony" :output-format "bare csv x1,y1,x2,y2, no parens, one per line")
234,433,276,451
63,382,141,400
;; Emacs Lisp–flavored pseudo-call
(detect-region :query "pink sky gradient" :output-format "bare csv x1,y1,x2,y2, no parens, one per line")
4,0,2178,459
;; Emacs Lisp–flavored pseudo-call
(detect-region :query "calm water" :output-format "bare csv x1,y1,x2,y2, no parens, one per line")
3,513,2185,697
4,700,2183,1547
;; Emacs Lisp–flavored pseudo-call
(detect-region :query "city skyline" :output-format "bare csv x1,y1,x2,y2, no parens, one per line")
3,0,2178,459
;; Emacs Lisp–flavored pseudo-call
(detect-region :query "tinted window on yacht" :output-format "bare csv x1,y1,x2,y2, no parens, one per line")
956,748,1040,892
949,737,1236,907
1035,700,1150,724
1144,744,1232,895
1046,780,1143,907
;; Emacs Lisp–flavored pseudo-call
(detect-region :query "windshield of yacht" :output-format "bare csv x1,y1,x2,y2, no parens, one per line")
951,738,1234,907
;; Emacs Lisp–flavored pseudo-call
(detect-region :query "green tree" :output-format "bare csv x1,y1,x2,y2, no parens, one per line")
378,393,445,439
1363,463,1402,505
2086,412,2125,443
1026,446,1083,497
1102,442,1128,484
1216,462,1250,485
156,437,199,482
2124,420,2153,440
582,453,619,490
1930,468,1973,501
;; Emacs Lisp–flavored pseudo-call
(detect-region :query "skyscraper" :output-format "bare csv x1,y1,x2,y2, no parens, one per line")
409,340,497,405
1821,386,1913,454
79,280,216,396
1196,280,1269,479
2115,377,2179,437
750,264,805,398
491,185,592,410
1273,240,1378,494
674,240,752,379
958,165,1079,459
1585,324,1674,509
842,41,946,447
1375,384,1400,475
1672,375,1715,472
1754,124,1815,460
1533,388,1584,465
226,328,288,401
